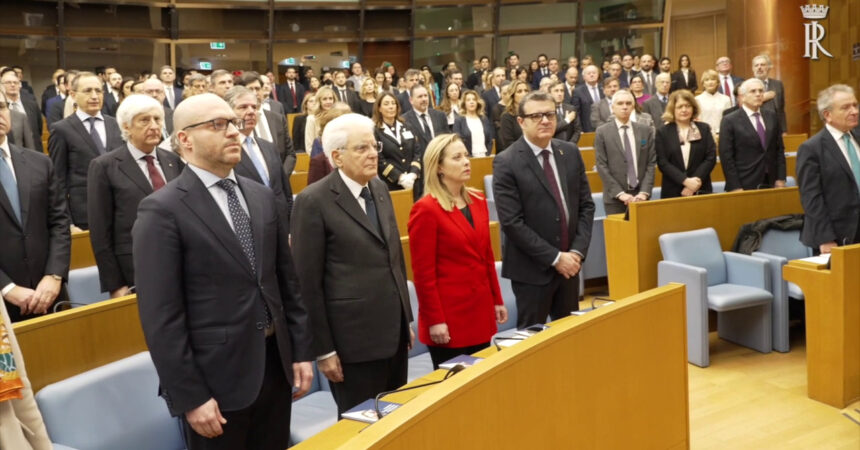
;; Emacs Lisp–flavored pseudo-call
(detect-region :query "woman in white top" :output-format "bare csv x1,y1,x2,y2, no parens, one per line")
694,69,732,137
452,90,494,157
437,82,461,131
304,86,336,153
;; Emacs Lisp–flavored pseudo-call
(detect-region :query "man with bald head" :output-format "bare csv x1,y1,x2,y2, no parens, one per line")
133,93,313,449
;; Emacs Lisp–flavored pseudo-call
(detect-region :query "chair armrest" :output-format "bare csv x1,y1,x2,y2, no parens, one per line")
751,251,787,302
724,252,771,291
657,260,708,311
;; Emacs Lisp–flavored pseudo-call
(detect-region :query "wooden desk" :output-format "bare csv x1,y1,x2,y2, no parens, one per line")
287,113,299,139
579,131,595,147
604,187,803,299
783,246,860,408
783,133,808,152
290,171,309,194
390,189,414,237
295,152,310,172
70,231,96,269
466,156,494,193
296,284,690,449
14,295,146,393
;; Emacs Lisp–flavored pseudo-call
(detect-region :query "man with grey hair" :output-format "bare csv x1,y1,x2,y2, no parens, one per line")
642,72,672,129
719,78,786,191
594,89,656,214
752,54,787,133
574,65,604,132
87,94,183,298
291,113,414,416
134,93,313,449
397,68,421,114
210,69,234,98
797,84,860,253
140,77,174,147
224,85,294,222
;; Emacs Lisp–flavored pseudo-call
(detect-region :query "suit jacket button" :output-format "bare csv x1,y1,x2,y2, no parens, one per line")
256,322,264,330
401,159,406,163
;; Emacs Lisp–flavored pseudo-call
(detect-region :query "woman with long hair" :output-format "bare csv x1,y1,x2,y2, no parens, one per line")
629,74,651,105
357,78,378,118
304,86,336,153
437,82,461,130
408,133,507,369
452,90,494,157
671,54,698,93
373,92,423,199
497,80,531,151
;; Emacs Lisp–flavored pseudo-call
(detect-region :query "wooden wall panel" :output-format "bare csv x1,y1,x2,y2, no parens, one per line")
669,13,727,92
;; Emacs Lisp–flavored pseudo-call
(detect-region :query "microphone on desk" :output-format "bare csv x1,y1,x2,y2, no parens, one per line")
373,364,466,419
492,335,526,351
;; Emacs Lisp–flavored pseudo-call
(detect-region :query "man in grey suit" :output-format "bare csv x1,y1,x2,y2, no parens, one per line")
49,72,124,229
0,90,71,322
87,94,183,299
1,69,42,153
642,72,672,130
752,54,787,133
133,94,313,449
493,91,594,328
291,113,414,415
594,90,657,215
590,77,619,130
225,87,294,222
8,109,35,151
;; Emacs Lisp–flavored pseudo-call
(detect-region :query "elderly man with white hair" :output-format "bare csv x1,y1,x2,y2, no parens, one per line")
719,77,786,191
752,54,787,133
86,94,184,298
291,113,414,417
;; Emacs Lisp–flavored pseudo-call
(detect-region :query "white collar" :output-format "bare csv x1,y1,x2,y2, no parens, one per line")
337,168,368,199
187,163,237,189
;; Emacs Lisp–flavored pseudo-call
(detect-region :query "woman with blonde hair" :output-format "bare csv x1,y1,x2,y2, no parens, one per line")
373,91,423,199
437,82,461,130
497,80,531,151
304,86,336,153
695,69,732,137
452,90,494,156
655,90,716,198
407,133,507,369
357,78,378,118
307,103,353,184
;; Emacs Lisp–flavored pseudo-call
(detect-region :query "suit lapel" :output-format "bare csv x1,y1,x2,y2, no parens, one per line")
664,124,685,168
1,147,27,228
237,149,263,185
821,130,856,181
70,115,102,157
551,143,571,205
518,143,554,198
331,171,385,243
371,180,392,244
634,124,649,177
155,149,182,181
178,170,255,278
737,112,764,150
117,146,154,195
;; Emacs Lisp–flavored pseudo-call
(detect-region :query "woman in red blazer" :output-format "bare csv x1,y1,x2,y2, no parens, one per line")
408,134,508,369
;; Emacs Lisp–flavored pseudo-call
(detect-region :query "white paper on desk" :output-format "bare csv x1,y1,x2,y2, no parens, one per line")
496,339,522,348
797,254,830,265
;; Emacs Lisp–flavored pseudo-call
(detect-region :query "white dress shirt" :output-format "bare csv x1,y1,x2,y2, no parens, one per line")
695,91,732,135
127,143,166,187
75,109,107,148
465,116,487,157
413,109,436,138
186,164,248,232
255,110,274,143
825,124,860,169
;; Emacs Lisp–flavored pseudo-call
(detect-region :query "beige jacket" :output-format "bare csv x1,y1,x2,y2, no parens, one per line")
0,299,52,450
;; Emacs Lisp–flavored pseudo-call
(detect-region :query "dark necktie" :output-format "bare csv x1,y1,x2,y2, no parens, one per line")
753,112,766,150
420,113,432,139
88,116,106,154
216,179,271,326
290,83,297,108
724,77,733,105
142,155,166,191
359,186,381,235
557,106,564,120
0,148,21,223
339,89,347,103
620,125,638,189
540,150,568,250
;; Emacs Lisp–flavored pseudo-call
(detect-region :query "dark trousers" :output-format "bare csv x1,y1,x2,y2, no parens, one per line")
428,342,490,370
512,274,579,329
181,336,291,450
330,337,409,417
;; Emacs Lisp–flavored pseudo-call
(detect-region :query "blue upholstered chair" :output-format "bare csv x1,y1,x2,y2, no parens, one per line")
35,352,184,450
66,266,109,306
484,174,498,222
657,228,773,367
751,229,812,352
407,281,434,381
290,362,338,445
494,261,518,333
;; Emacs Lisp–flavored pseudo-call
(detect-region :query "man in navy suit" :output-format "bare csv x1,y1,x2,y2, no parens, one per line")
719,79,786,191
573,65,604,132
159,65,183,110
797,84,860,254
619,54,637,88
716,56,743,107
133,93,313,449
277,67,305,114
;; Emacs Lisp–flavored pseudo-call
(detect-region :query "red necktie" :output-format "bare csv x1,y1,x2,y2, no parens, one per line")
290,83,297,108
143,155,166,191
724,77,733,105
540,150,569,250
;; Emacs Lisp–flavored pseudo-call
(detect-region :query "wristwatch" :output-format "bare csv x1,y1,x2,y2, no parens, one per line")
50,274,63,281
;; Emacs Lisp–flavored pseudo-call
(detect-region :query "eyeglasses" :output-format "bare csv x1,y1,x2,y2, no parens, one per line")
520,111,557,122
182,117,244,132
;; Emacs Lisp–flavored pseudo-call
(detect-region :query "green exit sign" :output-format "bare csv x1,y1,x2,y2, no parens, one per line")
199,62,212,70
210,42,226,50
